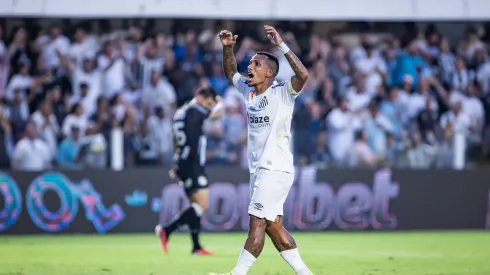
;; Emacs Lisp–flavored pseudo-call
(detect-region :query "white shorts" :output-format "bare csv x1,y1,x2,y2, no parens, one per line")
248,168,295,222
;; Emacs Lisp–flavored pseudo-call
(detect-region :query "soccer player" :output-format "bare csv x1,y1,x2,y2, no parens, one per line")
155,86,223,256
210,26,314,275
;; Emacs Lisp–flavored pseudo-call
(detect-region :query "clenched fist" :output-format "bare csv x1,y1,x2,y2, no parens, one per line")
217,30,238,46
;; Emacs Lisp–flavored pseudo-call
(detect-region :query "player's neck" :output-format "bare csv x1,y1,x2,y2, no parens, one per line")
254,79,274,95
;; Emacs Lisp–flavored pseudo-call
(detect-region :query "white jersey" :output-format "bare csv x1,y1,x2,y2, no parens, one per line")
233,73,300,174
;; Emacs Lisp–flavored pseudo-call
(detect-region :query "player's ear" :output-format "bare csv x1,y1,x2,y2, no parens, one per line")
266,68,274,78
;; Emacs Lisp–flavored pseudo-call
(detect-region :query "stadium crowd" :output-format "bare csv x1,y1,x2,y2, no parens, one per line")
0,20,490,171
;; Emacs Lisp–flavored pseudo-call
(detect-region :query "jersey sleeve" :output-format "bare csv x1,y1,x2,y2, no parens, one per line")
275,78,301,106
232,72,250,97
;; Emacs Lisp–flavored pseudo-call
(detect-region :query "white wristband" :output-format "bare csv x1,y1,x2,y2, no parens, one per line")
278,42,290,54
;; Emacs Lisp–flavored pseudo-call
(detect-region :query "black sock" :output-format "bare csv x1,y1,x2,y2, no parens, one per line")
165,207,198,238
189,214,202,251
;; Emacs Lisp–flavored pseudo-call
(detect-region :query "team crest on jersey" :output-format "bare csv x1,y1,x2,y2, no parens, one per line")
249,91,254,100
258,96,268,109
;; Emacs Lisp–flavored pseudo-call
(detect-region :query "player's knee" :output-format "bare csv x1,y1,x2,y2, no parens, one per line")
191,202,206,217
190,189,209,213
265,216,283,232
249,216,267,232
265,220,282,234
195,200,208,212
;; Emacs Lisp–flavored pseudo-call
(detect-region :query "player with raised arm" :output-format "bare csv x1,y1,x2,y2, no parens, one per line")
210,26,314,275
155,86,223,256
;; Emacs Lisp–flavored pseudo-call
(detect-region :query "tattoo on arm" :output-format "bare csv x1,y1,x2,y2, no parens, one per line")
284,51,309,92
222,46,238,82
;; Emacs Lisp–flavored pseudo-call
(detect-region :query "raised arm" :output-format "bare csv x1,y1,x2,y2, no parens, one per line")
218,30,239,82
264,25,308,93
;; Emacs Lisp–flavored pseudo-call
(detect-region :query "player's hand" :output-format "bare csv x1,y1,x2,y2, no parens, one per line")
217,30,238,47
264,25,283,46
168,169,177,179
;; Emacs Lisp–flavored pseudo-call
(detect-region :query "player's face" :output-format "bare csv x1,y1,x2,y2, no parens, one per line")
247,54,273,87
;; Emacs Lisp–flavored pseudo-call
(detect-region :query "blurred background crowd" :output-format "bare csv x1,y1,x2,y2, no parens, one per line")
1,19,490,171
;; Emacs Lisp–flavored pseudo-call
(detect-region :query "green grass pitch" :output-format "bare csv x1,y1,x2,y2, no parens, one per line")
1,231,489,275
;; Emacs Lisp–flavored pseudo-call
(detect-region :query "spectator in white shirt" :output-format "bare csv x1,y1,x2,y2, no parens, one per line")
355,43,386,94
70,57,102,105
67,27,94,67
407,78,438,120
31,100,60,158
346,75,373,112
472,48,490,94
62,103,88,138
12,121,51,171
112,93,128,123
98,42,126,99
406,132,437,169
5,60,33,103
137,40,165,89
451,58,473,92
350,130,380,168
363,102,394,156
122,81,142,109
124,26,143,63
440,101,472,134
326,99,356,166
461,84,485,133
438,38,456,85
350,35,380,63
69,83,97,118
42,24,70,69
460,26,485,61
147,106,173,165
142,70,176,117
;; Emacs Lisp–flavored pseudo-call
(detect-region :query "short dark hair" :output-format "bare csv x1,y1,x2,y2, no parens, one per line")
196,86,217,100
256,52,279,76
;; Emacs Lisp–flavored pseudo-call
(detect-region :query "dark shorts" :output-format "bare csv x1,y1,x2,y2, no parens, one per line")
177,170,209,197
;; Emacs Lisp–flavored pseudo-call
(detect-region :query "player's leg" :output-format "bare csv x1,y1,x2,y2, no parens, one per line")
162,188,207,238
156,175,209,253
265,171,312,275
188,188,214,255
229,215,266,275
266,216,312,275
212,170,273,275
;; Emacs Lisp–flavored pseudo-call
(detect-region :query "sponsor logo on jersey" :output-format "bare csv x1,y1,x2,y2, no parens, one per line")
254,203,264,211
272,82,286,88
248,115,271,127
258,96,268,109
